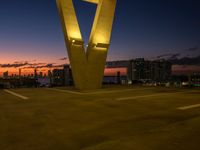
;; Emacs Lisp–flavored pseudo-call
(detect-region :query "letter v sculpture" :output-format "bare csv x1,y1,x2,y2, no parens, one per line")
57,0,117,90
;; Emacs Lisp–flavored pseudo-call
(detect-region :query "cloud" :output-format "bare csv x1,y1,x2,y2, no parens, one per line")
156,46,199,60
0,61,65,69
169,53,181,59
13,60,37,64
156,53,173,59
59,57,68,61
53,64,68,68
184,46,199,52
0,63,28,68
170,55,200,65
21,63,69,69
34,63,54,68
156,53,181,59
156,51,200,66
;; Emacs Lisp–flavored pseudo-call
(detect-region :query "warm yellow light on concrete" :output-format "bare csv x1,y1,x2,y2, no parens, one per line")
82,0,99,4
57,0,117,90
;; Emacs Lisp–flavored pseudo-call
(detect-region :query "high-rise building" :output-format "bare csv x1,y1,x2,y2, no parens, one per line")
48,70,52,78
19,68,21,78
191,73,200,87
151,60,172,81
52,69,65,86
34,68,37,78
51,65,73,86
105,61,129,84
128,59,172,82
106,58,172,83
63,65,73,86
39,72,43,78
3,71,9,79
128,58,146,81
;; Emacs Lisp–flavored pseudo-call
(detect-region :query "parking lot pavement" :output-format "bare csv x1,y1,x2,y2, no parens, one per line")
0,87,200,150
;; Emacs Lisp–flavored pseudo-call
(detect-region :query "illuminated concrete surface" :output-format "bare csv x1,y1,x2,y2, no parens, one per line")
57,0,117,90
0,86,200,150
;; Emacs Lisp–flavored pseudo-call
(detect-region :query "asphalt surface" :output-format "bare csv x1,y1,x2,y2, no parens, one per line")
0,86,200,150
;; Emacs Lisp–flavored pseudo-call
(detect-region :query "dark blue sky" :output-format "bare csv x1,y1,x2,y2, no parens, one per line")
0,0,200,63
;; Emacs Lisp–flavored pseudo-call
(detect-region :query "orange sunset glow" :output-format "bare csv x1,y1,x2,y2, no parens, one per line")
1,63,200,77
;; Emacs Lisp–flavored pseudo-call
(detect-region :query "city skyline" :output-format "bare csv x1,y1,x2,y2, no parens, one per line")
0,0,200,75
2,58,200,77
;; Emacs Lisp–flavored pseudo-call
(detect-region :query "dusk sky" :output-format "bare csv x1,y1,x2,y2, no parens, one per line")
0,0,200,75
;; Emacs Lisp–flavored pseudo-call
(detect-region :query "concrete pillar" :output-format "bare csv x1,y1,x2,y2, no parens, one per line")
57,0,117,90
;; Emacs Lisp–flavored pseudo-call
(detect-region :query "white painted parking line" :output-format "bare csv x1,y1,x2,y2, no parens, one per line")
116,93,167,101
85,88,152,95
116,92,184,101
47,88,83,95
47,88,153,95
4,90,29,100
91,88,144,94
177,104,200,110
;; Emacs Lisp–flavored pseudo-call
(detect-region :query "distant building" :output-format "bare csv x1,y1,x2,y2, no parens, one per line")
128,58,147,81
3,71,9,79
106,60,130,68
191,73,200,87
52,69,64,86
128,59,171,82
39,72,43,78
48,70,52,85
48,70,52,78
151,60,172,82
34,68,37,78
37,77,51,87
105,61,129,84
19,69,21,78
63,65,73,86
52,65,73,86
106,58,172,84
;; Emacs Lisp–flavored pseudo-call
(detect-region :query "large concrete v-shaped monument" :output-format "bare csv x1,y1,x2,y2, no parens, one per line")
57,0,117,90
